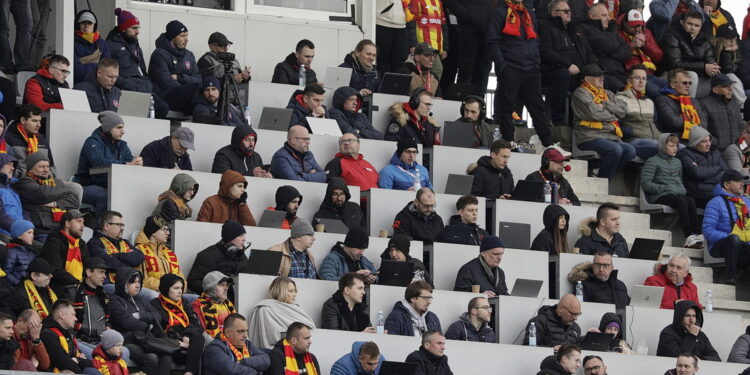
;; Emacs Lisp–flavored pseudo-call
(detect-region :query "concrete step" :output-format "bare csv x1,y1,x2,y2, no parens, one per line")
620,228,672,246
578,193,639,210
696,282,735,302
568,176,608,195
620,211,657,230
567,159,589,179
690,266,713,283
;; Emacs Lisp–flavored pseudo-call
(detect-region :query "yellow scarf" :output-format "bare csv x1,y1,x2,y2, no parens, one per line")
194,294,236,337
100,237,133,283
710,10,728,36
667,93,701,140
23,279,57,318
16,124,38,154
61,231,83,282
220,332,250,362
49,327,79,373
578,82,623,138
283,339,318,375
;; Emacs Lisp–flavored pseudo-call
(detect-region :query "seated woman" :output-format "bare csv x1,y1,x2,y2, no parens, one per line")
531,204,571,255
536,344,581,375
191,271,236,339
378,233,431,285
152,173,199,222
598,313,631,353
328,86,383,139
247,276,315,349
150,273,206,375
197,170,256,226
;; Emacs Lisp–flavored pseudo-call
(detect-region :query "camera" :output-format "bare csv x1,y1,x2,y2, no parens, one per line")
216,51,235,62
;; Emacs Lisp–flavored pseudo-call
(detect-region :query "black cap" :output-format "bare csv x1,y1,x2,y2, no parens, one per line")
716,24,738,40
85,257,109,271
722,170,748,183
710,73,733,87
208,32,232,47
27,257,54,275
581,64,605,77
414,42,438,56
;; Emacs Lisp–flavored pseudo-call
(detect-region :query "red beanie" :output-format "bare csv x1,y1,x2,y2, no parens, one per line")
114,8,139,32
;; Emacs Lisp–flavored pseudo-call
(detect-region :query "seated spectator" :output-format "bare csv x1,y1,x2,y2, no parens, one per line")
644,253,702,309
384,89,440,146
578,4,631,91
728,325,750,364
191,77,244,127
531,204,572,255
713,24,745,103
148,20,201,114
660,11,718,98
74,111,142,218
202,313,270,375
90,329,127,375
339,40,380,95
392,187,444,244
266,322,320,375
152,173,198,223
187,221,248,295
287,84,328,133
40,300,99,374
0,151,23,236
108,267,173,375
7,105,55,178
192,272,236,338
385,281,441,337
642,133,704,248
567,251,631,308
272,39,318,86
617,10,666,98
268,219,318,279
267,185,302,230
150,273,206,375
469,139,514,199
456,95,498,147
453,235,508,297
536,344,581,375
677,125,727,208
665,354,701,375
405,331,453,375
572,64,636,179
196,32,251,111
105,9,155,98
9,309,50,371
3,220,36,286
522,294,582,347
722,122,750,175
574,203,629,257
329,87,383,139
270,125,326,183
321,272,374,332
399,43,440,96
73,10,110,85
141,127,194,170
74,58,121,113
655,69,707,142
525,147,580,205
379,233,431,284
330,341,383,375
616,65,661,159
247,277,316,349
657,300,720,360
13,258,56,318
196,170,256,226
313,177,363,230
324,133,379,193
378,138,431,190
24,55,70,112
700,73,744,152
445,296,495,343
319,226,376,282
41,210,89,299
597,313,630,352
73,258,120,359
134,216,188,295
703,170,750,284
438,195,488,245
212,125,271,177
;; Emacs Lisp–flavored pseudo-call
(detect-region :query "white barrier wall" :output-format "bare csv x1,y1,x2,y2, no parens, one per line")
369,94,462,137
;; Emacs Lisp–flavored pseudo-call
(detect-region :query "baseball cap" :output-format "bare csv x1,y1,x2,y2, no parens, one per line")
626,9,646,27
208,32,232,47
414,42,438,56
546,148,570,162
710,73,733,88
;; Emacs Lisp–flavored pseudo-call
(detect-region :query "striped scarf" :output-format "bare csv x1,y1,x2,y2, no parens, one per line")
23,279,57,318
579,82,623,138
27,171,56,186
193,294,235,337
710,9,729,36
667,94,701,140
219,333,250,362
502,0,537,39
158,294,189,331
620,31,657,71
410,0,445,51
728,196,750,242
16,124,38,154
61,230,83,282
48,327,80,373
92,348,129,375
283,339,318,375
100,237,133,283
625,84,646,99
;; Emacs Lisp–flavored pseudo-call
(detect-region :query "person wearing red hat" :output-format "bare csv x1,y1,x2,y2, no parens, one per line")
524,147,580,205
617,9,666,98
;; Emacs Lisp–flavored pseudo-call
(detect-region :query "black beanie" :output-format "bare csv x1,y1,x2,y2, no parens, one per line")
388,233,411,256
222,220,246,243
275,185,303,210
165,20,187,41
143,216,167,238
396,138,418,157
158,273,184,297
344,226,369,249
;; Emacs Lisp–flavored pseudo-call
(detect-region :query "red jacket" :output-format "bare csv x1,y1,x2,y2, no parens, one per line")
23,67,68,112
325,153,379,192
91,344,128,375
618,26,663,74
644,266,702,310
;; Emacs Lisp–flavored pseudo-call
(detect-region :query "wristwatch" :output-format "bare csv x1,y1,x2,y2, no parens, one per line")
32,338,41,344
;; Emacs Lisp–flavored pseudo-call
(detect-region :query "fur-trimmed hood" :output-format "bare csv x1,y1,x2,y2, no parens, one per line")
567,261,593,283
578,217,598,236
388,102,438,128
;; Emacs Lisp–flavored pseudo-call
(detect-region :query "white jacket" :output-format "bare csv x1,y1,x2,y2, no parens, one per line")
376,0,407,28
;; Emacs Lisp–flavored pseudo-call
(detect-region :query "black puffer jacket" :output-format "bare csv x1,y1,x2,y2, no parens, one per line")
573,218,630,258
699,92,744,152
320,289,371,332
105,28,152,93
524,170,580,206
328,86,383,140
568,262,631,308
313,177,363,230
107,268,162,345
531,204,570,255
392,202,445,244
469,156,514,199
577,19,631,77
148,34,201,97
186,241,249,294
659,15,716,77
405,346,454,375
271,53,318,85
487,3,541,72
211,125,264,175
523,304,581,347
677,138,727,199
536,356,572,375
339,53,380,93
538,16,595,75
656,300,721,360
438,215,488,246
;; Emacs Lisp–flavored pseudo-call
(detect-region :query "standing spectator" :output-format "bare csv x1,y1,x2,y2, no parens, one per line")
105,9,154,97
438,195,488,246
655,69,707,142
140,127,194,170
196,170,256,226
87,211,147,296
330,341,383,375
191,77,245,127
41,210,89,299
728,325,750,364
644,253,702,309
152,173,198,223
0,0,32,72
2,220,35,286
247,277,316,350
191,272,236,338
324,133,379,193
40,300,99,374
134,216,186,294
455,95,498,147
339,40,380,95
525,147,581,205
647,0,701,41
469,140,514,199
378,138,432,190
272,39,318,85
567,252,631,308
677,125,727,208
453,235,508,297
23,55,70,112
660,11,719,98
399,43,440,96
445,296,495,343
74,58,121,113
578,4,631,91
617,9,666,98
407,0,449,81
187,221,248,295
375,0,410,75
616,65,661,159
522,294,582,347
148,20,201,114
212,125,271,177
313,177,363,230
287,84,329,133
10,309,50,371
392,187,444,244
384,281,441,337
699,73,745,152
321,272,374,332
73,10,110,85
384,89,441,146
270,125,326,183
267,219,318,279
531,204,572,255
445,0,497,95
574,203,629,257
328,87,383,139
266,185,302,230
656,300,720,360
266,322,320,375
318,226,377,282
7,105,55,178
202,314,270,375
379,233,431,284
723,122,750,175
405,331,453,375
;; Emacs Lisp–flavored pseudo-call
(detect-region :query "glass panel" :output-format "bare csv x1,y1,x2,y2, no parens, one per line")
254,0,347,13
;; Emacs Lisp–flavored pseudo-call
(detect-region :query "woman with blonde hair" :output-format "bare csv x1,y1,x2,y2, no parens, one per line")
247,276,315,349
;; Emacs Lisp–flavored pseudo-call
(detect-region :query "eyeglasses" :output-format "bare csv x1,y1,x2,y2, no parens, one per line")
563,305,582,317
585,365,602,373
107,223,125,228
554,8,571,13
629,76,647,81
403,149,419,155
420,102,433,109
160,227,171,233
418,295,434,301
50,66,71,76
339,138,358,144
675,81,693,86
476,305,493,311
294,136,311,142
592,263,612,269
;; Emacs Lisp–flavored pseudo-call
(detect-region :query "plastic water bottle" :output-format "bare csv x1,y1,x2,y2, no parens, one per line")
413,168,422,190
243,106,252,126
528,322,537,347
149,96,155,119
376,311,385,334
576,281,584,302
493,128,501,142
705,290,713,312
635,338,648,355
544,182,552,203
298,64,306,86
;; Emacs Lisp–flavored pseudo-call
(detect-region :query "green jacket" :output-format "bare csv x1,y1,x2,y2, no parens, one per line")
641,133,687,202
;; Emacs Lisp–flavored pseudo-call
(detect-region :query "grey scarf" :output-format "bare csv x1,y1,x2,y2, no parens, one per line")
478,255,500,288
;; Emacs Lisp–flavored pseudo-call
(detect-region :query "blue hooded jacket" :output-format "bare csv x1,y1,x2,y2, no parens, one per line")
75,128,134,187
703,183,750,250
148,33,201,97
378,152,431,191
0,151,24,235
330,341,385,375
328,86,383,140
318,242,376,281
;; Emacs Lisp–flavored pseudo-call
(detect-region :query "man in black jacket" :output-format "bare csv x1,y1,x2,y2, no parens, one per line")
699,73,744,152
41,210,89,300
287,84,328,134
574,203,630,257
212,125,271,177
40,300,98,374
187,220,249,296
267,322,321,375
73,257,115,359
191,77,245,127
405,331,453,375
439,194,488,245
523,294,582,347
74,58,122,113
148,20,201,113
568,252,631,308
578,3,632,91
444,0,497,95
453,235,508,297
320,272,374,333
656,300,720,360
313,177,363,230
271,39,318,86
470,140,514,199
140,127,194,171
525,147,580,205
392,187,445,244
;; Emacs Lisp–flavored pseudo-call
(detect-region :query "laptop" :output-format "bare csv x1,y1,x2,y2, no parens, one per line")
306,117,342,136
510,279,544,298
314,218,349,235
497,221,531,250
442,121,475,148
258,209,286,228
117,90,151,117
580,332,615,351
442,83,476,101
629,238,665,260
324,67,353,90
509,180,545,203
444,174,474,196
630,285,665,308
378,260,414,287
379,361,417,375
59,88,92,112
258,107,293,131
379,73,412,96
241,250,283,276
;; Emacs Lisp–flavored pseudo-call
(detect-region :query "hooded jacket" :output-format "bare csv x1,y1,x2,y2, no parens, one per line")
330,341,385,375
405,346,453,375
0,153,23,235
597,312,629,351
23,66,69,112
453,256,509,296
699,91,744,152
487,2,541,73
15,173,79,234
656,300,720,360
339,53,381,94
270,141,326,183
313,178,363,230
196,170,256,226
378,152,432,191
73,10,111,85
319,242,377,281
187,241,248,294
287,90,330,134
577,19,632,78
212,125,264,175
642,133,688,202
148,33,201,97
152,173,198,223
677,126,728,199
384,301,441,337
616,87,661,140
40,314,92,373
644,264,702,309
445,311,496,343
392,201,444,244
531,204,571,255
87,231,144,272
384,102,440,146
522,304,581,347
469,155,514,199
660,14,717,76
325,151,379,192
140,136,193,170
202,335,270,375
538,15,596,75
438,215,488,246
74,70,121,112
524,170,580,206
271,53,318,85
321,290,372,332
105,28,153,93
6,121,55,178
75,128,134,187
729,325,750,364
573,217,630,257
568,262,631,308
328,86,383,139
107,268,162,345
703,183,750,250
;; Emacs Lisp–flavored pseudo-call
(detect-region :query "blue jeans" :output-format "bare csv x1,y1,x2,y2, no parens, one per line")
82,184,108,218
0,0,31,68
627,138,658,160
578,138,636,178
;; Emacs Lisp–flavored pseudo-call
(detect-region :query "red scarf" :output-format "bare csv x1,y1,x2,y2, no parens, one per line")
16,124,38,154
666,94,701,140
219,333,250,362
625,84,646,99
0,140,6,153
502,0,537,39
402,103,441,145
283,339,318,375
61,230,83,282
158,295,189,331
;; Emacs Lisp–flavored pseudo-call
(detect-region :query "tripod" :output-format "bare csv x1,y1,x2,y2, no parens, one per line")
217,58,245,126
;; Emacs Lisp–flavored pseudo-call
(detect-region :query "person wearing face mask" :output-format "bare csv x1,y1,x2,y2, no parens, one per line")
321,272,374,332
191,272,237,338
531,204,572,255
536,344,581,375
197,170,256,226
74,58,121,113
645,253,702,309
73,10,111,85
657,300,720,360
378,138,432,191
313,178,363,230
192,77,245,127
574,203,629,257
699,73,745,152
266,185,303,230
212,125,271,177
187,221,249,296
141,127,194,171
247,276,316,350
677,125,727,208
267,219,318,279
328,87,383,140
152,173,199,223
339,40,381,96
660,11,719,98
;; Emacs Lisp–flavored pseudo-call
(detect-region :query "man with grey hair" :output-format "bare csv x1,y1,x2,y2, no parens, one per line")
644,252,702,309
405,330,453,375
270,125,326,182
324,133,379,194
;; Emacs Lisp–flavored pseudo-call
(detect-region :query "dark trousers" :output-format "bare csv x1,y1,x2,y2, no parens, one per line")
710,235,750,277
126,343,174,375
0,0,31,68
456,24,490,96
655,194,701,237
542,67,582,125
494,66,553,146
376,25,409,75
440,23,460,95
178,332,205,373
163,83,200,114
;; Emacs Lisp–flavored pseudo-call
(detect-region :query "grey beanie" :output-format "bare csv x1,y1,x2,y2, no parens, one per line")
26,151,49,170
688,126,710,149
202,271,232,296
100,329,124,350
98,111,124,134
290,218,314,238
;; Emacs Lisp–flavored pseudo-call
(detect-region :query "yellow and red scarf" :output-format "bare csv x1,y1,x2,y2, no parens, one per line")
27,171,56,186
138,242,182,277
75,31,100,44
92,347,129,375
193,294,235,337
0,139,7,153
100,237,133,282
48,327,80,373
283,339,318,375
728,196,750,242
61,230,83,282
220,332,250,362
625,84,646,100
503,0,537,39
579,81,623,138
16,124,38,154
709,9,729,36
401,0,414,22
158,294,189,331
620,31,657,72
667,94,701,140
23,279,57,318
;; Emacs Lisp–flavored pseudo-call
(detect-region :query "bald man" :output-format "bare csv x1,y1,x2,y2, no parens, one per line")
523,294,581,347
270,125,326,182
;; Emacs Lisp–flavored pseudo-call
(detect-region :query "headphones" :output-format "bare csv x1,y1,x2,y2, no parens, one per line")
460,95,486,120
409,88,428,110
541,148,572,172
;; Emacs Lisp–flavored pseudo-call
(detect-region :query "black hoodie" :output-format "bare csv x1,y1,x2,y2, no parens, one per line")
327,86,383,139
536,355,573,375
598,312,628,351
531,204,570,255
313,177,363,230
212,125,264,175
469,155,514,199
107,268,161,344
438,214,489,246
656,300,720,361
271,53,319,86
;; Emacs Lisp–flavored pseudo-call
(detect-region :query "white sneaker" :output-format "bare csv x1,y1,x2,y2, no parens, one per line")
683,234,698,248
548,143,573,159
